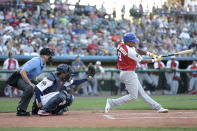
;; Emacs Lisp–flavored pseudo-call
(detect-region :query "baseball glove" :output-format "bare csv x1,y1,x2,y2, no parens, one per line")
87,64,96,78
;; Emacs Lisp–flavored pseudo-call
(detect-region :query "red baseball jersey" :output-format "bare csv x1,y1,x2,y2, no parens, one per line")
117,43,142,71
166,60,179,69
187,65,197,77
152,62,165,75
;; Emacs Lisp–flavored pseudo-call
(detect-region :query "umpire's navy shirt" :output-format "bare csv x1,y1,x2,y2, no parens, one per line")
18,57,46,80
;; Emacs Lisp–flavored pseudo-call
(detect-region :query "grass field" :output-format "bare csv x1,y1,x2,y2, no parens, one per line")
0,95,197,113
0,95,197,131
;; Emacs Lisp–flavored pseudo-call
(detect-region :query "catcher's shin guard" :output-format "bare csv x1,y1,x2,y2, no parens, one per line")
42,94,64,112
51,105,68,115
42,91,68,113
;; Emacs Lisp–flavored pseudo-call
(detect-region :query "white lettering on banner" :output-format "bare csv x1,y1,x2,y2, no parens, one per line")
118,45,127,56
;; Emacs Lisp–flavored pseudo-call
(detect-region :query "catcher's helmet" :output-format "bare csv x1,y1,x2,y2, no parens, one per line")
56,64,72,75
123,33,138,43
40,48,55,56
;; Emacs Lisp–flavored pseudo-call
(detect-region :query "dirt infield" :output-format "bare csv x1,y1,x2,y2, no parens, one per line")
0,110,197,127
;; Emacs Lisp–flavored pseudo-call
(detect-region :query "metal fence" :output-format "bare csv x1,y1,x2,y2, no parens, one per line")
0,69,196,96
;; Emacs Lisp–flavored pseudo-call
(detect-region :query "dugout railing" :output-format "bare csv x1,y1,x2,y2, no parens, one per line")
0,69,196,96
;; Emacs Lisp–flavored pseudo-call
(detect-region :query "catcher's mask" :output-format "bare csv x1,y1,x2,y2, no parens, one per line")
56,64,73,79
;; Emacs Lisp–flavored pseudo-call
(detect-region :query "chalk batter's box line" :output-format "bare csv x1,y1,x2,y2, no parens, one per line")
103,114,197,120
102,112,197,120
101,112,196,116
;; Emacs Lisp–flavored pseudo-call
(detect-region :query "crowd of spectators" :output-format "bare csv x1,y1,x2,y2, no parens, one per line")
0,0,196,57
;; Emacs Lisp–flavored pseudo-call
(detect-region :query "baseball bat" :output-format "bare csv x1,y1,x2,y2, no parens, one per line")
161,49,194,57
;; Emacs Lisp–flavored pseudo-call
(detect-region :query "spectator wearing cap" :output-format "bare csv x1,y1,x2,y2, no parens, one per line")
164,56,180,95
19,18,30,31
179,28,190,39
87,41,98,56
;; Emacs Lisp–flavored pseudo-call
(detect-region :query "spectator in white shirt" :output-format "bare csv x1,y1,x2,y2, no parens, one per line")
179,28,190,39
19,18,30,31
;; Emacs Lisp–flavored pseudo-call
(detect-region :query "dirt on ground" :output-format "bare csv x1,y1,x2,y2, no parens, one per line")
0,110,197,127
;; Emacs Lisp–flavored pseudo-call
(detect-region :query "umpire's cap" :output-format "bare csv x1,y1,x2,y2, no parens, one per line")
40,48,55,56
123,33,138,43
56,64,72,75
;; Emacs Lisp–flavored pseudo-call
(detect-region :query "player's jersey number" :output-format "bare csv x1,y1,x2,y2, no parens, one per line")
118,51,122,61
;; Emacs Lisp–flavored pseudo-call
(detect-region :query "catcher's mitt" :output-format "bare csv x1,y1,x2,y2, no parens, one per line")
87,64,96,78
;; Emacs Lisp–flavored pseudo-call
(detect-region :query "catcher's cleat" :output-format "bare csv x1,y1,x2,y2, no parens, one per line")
156,107,168,113
52,108,68,115
105,98,112,113
38,109,51,116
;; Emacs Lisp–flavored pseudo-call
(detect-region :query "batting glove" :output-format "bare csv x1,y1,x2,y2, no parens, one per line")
152,56,162,62
147,52,158,58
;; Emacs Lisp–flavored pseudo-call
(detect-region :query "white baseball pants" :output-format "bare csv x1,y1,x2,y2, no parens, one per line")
189,77,197,91
111,71,161,110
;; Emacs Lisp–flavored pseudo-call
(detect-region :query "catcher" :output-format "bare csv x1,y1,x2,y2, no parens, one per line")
32,64,95,116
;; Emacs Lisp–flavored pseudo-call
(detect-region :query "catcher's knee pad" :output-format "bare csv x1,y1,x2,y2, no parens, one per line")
59,90,68,101
59,90,74,106
65,94,74,106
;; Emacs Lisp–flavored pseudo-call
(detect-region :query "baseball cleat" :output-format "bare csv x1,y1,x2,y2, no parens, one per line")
38,109,51,116
16,108,30,116
105,98,112,113
156,108,168,113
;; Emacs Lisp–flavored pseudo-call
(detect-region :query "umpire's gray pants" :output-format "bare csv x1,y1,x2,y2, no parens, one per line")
16,78,34,111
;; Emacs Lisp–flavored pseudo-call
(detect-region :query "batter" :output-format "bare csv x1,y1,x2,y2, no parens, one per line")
105,33,168,113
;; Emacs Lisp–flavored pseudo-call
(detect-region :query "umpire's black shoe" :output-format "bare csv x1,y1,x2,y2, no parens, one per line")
32,105,39,115
16,108,30,116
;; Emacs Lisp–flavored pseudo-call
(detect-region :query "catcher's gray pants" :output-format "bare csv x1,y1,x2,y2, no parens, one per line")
111,71,161,110
16,78,34,111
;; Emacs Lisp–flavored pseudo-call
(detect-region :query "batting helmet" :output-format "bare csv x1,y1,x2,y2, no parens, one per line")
56,64,72,75
123,33,138,43
40,48,55,56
